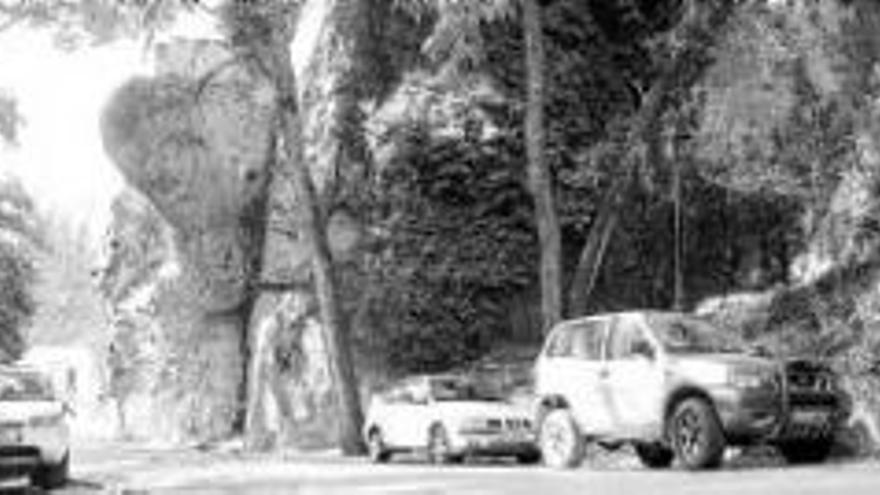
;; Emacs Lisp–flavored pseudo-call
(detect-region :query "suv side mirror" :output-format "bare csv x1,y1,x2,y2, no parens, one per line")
631,340,656,361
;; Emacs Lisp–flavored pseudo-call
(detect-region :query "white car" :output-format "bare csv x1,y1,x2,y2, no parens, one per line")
363,375,540,464
0,364,70,489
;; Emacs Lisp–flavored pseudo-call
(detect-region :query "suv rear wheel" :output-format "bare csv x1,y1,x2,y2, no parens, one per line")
539,409,585,469
668,398,725,470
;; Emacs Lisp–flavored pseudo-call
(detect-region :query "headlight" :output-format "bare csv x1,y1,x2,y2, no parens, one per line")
728,368,774,389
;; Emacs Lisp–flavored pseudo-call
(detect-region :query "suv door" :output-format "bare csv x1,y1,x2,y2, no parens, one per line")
602,314,666,438
539,319,614,436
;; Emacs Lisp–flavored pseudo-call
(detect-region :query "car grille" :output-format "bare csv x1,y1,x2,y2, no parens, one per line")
783,359,840,410
483,418,531,431
784,360,836,393
0,445,40,457
505,418,531,430
788,372,835,393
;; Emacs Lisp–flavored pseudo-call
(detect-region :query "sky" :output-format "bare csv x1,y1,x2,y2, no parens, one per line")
0,29,141,237
0,10,224,241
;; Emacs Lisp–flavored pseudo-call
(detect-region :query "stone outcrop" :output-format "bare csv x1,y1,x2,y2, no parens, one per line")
99,39,275,443
99,0,405,447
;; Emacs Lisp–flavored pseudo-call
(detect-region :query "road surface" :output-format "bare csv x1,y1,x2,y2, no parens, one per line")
32,444,880,494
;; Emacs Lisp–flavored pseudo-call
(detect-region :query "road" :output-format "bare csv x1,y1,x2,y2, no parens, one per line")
33,444,880,495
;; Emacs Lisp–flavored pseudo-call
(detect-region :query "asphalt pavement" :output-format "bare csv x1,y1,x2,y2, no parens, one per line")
28,443,880,495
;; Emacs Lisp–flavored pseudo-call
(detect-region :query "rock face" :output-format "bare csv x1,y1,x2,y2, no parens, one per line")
99,40,275,443
99,0,390,447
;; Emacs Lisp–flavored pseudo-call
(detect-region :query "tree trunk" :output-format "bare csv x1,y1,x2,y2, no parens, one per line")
523,0,562,334
567,186,620,316
266,43,366,455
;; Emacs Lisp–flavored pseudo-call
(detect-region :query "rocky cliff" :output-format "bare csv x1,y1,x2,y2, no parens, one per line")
99,39,275,443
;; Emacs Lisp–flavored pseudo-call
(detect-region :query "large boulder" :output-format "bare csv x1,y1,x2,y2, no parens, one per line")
98,39,275,443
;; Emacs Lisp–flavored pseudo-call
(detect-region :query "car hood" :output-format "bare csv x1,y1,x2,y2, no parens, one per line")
432,401,529,421
0,400,64,424
669,353,779,384
672,353,777,368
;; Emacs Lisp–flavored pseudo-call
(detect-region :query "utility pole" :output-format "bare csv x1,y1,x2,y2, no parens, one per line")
670,128,684,311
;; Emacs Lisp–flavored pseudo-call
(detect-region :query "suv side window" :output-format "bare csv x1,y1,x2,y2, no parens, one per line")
607,317,653,360
570,321,605,360
545,327,574,357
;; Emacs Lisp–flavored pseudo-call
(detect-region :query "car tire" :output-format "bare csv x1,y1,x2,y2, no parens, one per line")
427,424,461,465
849,419,878,458
538,409,585,469
668,398,725,470
634,442,674,469
367,428,392,463
777,438,833,464
32,451,69,490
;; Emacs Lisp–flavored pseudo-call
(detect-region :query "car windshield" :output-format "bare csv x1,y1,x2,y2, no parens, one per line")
648,314,746,355
429,377,503,401
0,372,54,401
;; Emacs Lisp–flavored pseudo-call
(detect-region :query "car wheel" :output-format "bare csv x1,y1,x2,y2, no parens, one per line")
367,428,392,463
539,409,585,469
668,398,725,470
849,419,877,458
32,451,69,490
841,414,879,458
634,442,674,469
777,439,833,464
427,424,460,465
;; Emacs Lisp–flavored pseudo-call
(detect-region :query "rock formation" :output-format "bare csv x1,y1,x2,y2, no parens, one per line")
99,40,275,443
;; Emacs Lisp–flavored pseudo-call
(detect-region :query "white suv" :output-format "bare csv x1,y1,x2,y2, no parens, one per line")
533,311,848,469
0,364,71,489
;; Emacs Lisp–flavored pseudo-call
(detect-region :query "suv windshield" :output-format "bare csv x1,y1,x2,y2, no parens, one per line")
647,314,746,355
429,377,503,401
0,372,54,401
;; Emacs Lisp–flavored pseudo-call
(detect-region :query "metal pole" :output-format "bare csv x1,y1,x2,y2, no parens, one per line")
672,131,684,311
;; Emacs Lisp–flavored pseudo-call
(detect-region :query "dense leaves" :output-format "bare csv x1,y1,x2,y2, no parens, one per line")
0,177,38,361
366,129,537,371
0,91,21,146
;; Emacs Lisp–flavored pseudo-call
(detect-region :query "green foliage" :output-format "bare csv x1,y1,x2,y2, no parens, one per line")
0,0,199,48
365,128,537,372
0,90,22,147
0,177,38,361
693,2,858,199
0,243,35,360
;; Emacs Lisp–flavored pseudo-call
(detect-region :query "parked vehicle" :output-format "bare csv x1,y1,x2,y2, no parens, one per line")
363,374,541,464
533,311,849,470
0,364,70,489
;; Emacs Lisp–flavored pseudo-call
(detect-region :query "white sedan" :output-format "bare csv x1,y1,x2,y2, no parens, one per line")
0,364,70,489
363,374,540,464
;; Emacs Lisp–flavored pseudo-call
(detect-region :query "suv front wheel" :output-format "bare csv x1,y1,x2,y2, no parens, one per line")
539,409,585,469
668,397,726,470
